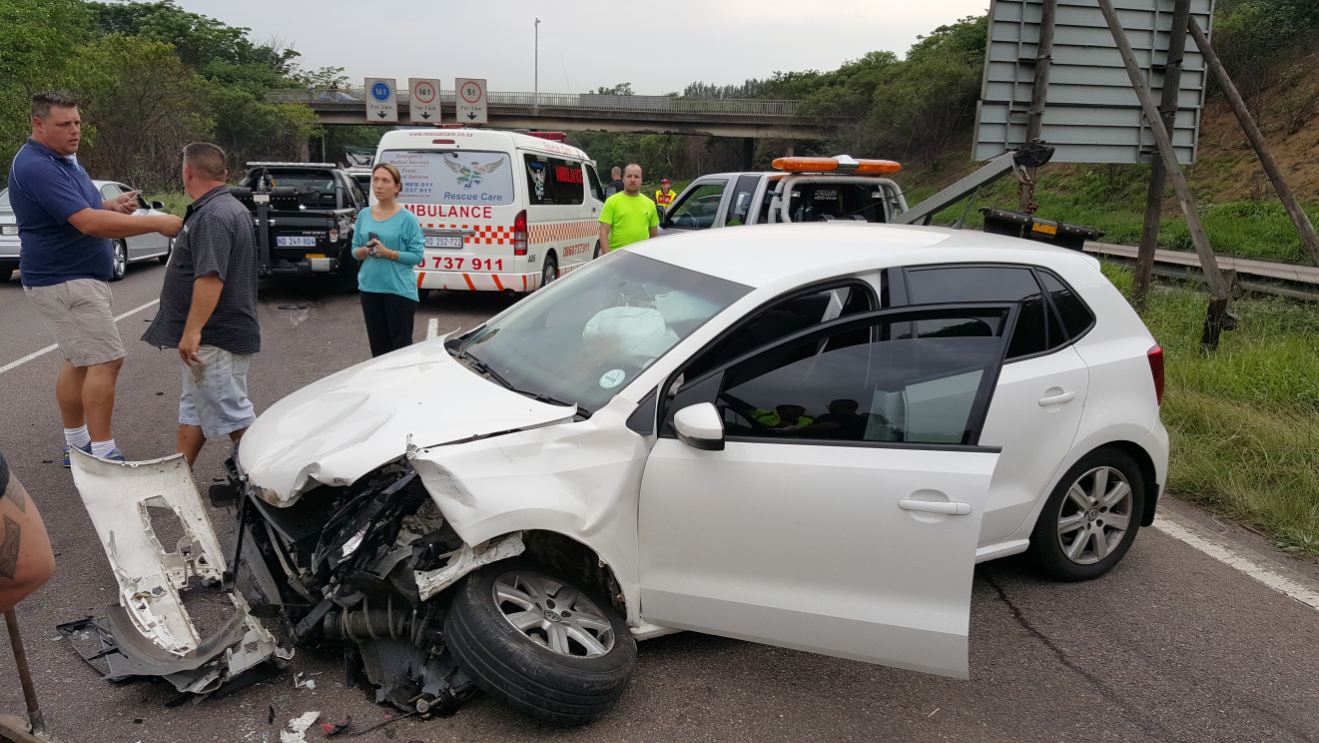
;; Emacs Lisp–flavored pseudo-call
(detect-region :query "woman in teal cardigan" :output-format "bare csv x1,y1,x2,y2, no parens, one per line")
352,163,425,357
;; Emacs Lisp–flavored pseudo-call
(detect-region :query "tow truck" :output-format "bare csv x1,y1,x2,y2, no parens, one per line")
230,162,368,281
660,142,1103,250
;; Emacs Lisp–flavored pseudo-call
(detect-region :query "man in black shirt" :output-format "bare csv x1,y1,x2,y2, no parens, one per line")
141,143,259,465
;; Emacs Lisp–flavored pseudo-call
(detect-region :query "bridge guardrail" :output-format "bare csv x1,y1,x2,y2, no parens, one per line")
267,89,803,116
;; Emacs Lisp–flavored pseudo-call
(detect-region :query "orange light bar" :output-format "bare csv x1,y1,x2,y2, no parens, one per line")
853,159,902,174
772,156,902,174
773,157,839,172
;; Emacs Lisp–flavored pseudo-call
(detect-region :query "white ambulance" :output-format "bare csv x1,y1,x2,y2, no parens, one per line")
373,129,607,294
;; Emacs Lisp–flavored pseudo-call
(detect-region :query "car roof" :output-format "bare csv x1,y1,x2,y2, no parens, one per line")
630,223,1100,290
377,128,592,162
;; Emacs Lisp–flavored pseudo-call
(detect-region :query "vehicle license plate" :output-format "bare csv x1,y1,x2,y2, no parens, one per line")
1,225,17,236
277,235,317,247
425,235,464,249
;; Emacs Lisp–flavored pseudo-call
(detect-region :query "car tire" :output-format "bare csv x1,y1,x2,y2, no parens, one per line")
110,241,127,281
158,238,172,264
1028,448,1146,582
444,558,636,726
540,254,558,289
0,269,12,283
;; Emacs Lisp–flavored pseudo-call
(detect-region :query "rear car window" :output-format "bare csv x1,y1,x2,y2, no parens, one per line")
241,169,337,192
903,265,1052,359
1039,269,1095,339
524,155,585,206
377,150,515,206
787,183,888,223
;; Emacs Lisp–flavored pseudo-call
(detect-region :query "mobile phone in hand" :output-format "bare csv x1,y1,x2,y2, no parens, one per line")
367,231,380,256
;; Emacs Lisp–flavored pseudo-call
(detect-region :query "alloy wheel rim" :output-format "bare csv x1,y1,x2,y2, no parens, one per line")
542,262,556,287
114,243,126,275
491,570,615,657
1055,465,1134,565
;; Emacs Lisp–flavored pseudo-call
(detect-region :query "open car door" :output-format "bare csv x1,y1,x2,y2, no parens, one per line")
638,303,1015,678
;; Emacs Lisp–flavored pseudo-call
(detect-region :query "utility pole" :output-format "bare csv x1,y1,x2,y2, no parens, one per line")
1097,0,1231,351
1134,0,1192,308
1019,0,1058,214
534,17,541,112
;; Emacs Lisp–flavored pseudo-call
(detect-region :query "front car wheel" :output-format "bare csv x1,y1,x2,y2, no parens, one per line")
444,558,636,725
1028,449,1145,581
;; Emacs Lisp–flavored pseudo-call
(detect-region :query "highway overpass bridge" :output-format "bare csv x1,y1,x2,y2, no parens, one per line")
267,88,847,158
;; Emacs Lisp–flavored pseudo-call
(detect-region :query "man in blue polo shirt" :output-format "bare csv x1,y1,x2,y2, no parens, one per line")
8,91,182,463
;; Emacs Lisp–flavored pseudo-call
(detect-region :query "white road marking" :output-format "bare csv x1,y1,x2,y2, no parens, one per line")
426,318,439,339
1153,514,1319,612
0,299,159,376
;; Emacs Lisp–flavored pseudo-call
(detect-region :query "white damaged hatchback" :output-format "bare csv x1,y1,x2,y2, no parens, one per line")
73,223,1169,725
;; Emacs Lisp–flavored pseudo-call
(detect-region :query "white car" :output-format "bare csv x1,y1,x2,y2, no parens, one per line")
71,223,1168,726
0,182,172,283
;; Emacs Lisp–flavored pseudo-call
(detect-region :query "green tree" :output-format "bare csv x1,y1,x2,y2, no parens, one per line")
85,1,299,92
0,0,89,179
66,34,211,190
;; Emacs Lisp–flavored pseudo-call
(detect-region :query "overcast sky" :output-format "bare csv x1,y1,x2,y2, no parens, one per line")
171,0,990,95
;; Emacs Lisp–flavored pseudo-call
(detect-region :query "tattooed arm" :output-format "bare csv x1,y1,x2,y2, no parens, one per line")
0,469,56,614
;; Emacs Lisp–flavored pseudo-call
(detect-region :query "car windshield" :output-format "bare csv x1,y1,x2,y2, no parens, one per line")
377,149,515,206
452,252,751,415
0,189,8,209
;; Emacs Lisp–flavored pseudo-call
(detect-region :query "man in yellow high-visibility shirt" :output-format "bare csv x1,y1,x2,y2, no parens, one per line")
598,163,658,252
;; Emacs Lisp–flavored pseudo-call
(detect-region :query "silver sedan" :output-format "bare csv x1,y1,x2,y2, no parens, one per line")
0,181,173,283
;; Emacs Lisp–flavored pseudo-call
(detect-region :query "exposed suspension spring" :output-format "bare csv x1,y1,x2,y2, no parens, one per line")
326,595,414,642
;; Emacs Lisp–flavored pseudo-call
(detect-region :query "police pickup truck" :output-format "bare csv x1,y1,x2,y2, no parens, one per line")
231,162,368,280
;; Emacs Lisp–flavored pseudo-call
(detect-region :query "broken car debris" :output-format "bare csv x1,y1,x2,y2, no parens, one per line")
63,446,519,718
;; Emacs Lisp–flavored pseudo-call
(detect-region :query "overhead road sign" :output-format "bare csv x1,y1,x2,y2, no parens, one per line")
974,0,1215,164
409,78,442,124
455,78,488,125
365,77,398,122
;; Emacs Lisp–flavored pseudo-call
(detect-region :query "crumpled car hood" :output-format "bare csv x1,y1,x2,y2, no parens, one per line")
238,338,575,506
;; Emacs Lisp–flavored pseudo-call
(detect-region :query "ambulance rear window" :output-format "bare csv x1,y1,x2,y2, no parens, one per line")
377,149,515,206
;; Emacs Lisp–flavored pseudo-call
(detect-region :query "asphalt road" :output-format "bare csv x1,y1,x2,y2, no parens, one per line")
0,263,1315,743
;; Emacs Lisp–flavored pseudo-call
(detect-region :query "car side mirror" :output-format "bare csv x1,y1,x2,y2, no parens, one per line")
150,200,165,210
673,403,724,451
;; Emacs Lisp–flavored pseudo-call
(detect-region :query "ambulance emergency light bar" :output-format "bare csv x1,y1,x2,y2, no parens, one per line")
772,155,902,175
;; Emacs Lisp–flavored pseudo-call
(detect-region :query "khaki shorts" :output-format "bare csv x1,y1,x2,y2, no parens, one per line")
179,346,256,439
23,279,126,367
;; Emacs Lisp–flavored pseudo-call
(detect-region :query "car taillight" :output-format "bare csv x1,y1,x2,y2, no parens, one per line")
513,210,528,256
1147,345,1165,406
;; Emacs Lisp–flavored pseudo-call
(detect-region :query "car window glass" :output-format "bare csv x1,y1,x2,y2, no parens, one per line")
348,177,366,206
665,182,726,230
725,175,760,227
1039,270,1095,340
713,310,1007,446
524,155,585,206
585,164,605,202
685,284,876,380
458,252,750,415
99,184,120,201
905,266,1050,358
376,150,515,206
788,183,888,223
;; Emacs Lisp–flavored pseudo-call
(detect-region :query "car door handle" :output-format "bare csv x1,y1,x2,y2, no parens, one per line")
1038,390,1076,406
899,499,972,515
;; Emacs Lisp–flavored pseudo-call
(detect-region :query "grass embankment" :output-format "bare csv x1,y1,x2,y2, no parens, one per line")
902,163,1319,265
1100,263,1319,555
145,191,190,215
